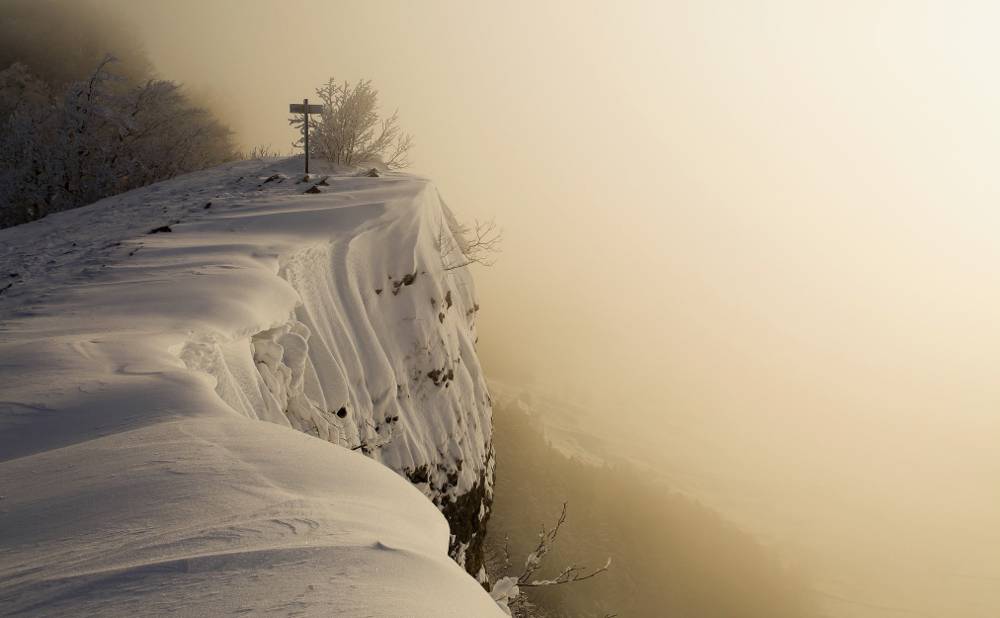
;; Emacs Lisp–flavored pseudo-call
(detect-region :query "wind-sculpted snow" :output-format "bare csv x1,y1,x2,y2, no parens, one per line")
0,158,501,616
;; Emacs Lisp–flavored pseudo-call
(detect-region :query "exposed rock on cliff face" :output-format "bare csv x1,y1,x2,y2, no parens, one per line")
177,163,496,576
239,187,495,574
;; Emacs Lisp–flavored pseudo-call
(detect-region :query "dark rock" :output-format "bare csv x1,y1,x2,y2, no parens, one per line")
445,290,452,308
391,272,417,296
147,225,172,234
204,202,212,209
441,465,493,578
405,465,430,485
336,406,348,418
365,168,380,177
375,288,383,295
426,365,456,387
304,185,322,194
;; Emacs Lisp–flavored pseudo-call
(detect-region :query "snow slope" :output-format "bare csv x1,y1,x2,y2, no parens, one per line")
0,157,501,616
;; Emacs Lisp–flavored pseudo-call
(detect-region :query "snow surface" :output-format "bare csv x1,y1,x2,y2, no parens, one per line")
0,157,502,616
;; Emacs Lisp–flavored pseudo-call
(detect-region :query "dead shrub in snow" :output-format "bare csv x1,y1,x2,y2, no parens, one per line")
491,503,611,617
437,215,502,272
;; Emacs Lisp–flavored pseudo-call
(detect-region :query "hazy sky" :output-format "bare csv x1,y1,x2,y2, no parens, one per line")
98,1,1000,614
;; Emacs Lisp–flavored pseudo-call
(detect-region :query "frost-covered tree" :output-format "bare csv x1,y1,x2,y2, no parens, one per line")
290,77,413,169
0,57,234,228
111,79,234,188
0,62,61,225
57,55,123,207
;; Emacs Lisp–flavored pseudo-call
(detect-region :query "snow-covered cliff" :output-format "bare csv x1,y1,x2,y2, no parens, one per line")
0,158,501,616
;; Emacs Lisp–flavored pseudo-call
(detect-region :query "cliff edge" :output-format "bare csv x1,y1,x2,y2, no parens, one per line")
0,157,500,616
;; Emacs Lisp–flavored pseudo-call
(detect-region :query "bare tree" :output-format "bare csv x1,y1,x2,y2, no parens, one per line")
437,218,502,272
516,503,612,588
491,503,612,617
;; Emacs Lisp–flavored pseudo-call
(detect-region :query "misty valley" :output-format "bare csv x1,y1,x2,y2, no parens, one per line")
485,396,814,618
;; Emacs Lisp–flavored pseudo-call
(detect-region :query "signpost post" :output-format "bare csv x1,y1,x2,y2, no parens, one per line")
289,98,323,174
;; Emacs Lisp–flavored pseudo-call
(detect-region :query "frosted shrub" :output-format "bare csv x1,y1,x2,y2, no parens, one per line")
291,77,413,169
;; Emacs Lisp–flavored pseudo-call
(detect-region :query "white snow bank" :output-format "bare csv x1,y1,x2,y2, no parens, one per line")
0,157,501,616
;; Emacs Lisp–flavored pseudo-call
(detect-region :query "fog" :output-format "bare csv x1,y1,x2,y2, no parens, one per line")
0,0,152,84
93,1,1000,614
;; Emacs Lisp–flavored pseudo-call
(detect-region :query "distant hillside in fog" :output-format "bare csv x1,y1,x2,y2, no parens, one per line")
485,401,817,618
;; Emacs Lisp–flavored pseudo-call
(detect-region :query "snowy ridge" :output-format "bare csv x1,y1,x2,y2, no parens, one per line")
0,157,501,616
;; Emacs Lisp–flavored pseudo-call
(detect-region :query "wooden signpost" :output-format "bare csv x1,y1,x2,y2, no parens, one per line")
289,98,323,174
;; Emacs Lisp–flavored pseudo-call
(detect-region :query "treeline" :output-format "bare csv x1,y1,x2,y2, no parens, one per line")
486,402,818,618
0,0,234,229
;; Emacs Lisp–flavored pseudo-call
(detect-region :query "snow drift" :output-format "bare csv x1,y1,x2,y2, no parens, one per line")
0,157,501,616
